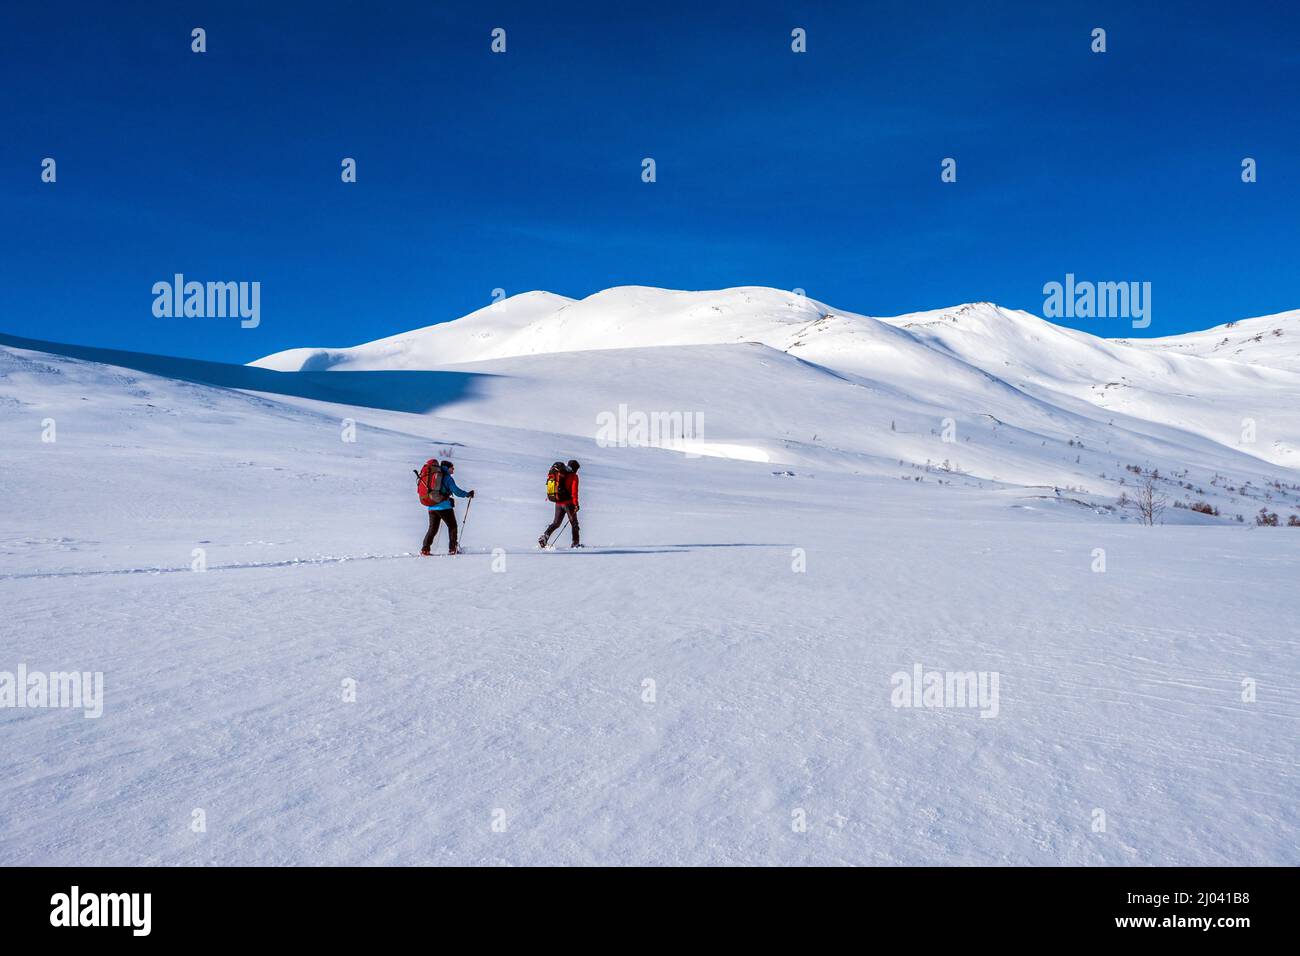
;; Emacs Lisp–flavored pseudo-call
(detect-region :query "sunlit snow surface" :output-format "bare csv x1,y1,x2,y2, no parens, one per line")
1,288,1297,865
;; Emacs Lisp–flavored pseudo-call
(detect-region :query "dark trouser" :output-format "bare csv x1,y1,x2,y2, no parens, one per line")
423,508,458,553
544,503,579,545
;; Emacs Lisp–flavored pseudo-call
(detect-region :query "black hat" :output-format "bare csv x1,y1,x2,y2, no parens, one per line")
567,460,580,471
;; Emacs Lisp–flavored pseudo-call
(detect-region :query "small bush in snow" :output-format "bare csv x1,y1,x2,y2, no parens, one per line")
1124,476,1167,526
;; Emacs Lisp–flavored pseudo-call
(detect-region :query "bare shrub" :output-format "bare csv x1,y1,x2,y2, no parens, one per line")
1124,476,1167,526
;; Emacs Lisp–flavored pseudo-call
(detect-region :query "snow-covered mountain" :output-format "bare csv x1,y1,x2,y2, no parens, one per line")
251,286,1300,507
252,285,1300,377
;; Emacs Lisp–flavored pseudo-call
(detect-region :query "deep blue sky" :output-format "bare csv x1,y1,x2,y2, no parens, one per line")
3,0,1297,364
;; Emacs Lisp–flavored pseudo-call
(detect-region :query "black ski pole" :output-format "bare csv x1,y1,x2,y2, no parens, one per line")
546,516,568,548
459,496,473,551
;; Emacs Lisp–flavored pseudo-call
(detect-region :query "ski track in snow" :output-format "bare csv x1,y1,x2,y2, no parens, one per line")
0,548,690,581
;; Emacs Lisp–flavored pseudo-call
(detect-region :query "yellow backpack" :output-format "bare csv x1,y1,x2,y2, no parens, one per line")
546,462,565,501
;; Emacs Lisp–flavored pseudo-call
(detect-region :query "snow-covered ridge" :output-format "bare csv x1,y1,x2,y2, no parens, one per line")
1116,309,1300,373
249,286,1300,475
251,287,833,370
250,287,1300,374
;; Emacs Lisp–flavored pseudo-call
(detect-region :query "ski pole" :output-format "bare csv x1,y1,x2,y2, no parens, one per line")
459,496,473,549
546,516,568,548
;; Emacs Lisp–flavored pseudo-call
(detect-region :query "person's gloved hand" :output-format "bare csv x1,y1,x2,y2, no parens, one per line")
468,490,476,498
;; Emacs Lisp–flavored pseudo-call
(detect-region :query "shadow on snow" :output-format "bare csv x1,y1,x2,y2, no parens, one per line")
0,331,493,415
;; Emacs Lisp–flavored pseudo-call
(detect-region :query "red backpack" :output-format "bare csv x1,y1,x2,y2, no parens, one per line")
417,459,448,506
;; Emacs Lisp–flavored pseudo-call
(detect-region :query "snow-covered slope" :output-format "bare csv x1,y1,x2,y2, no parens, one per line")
252,286,1300,480
3,287,1298,866
873,301,1300,470
2,340,1297,866
254,290,579,371
252,287,831,370
1118,309,1300,373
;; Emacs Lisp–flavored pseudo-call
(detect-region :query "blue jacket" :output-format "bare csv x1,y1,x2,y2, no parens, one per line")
428,468,469,511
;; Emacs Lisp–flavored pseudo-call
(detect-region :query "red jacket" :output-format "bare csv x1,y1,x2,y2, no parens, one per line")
557,472,579,506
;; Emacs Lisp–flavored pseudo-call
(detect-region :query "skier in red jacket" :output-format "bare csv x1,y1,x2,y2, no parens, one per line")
539,460,581,548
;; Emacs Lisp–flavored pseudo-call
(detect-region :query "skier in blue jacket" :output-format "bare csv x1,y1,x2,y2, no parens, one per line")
422,460,474,555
